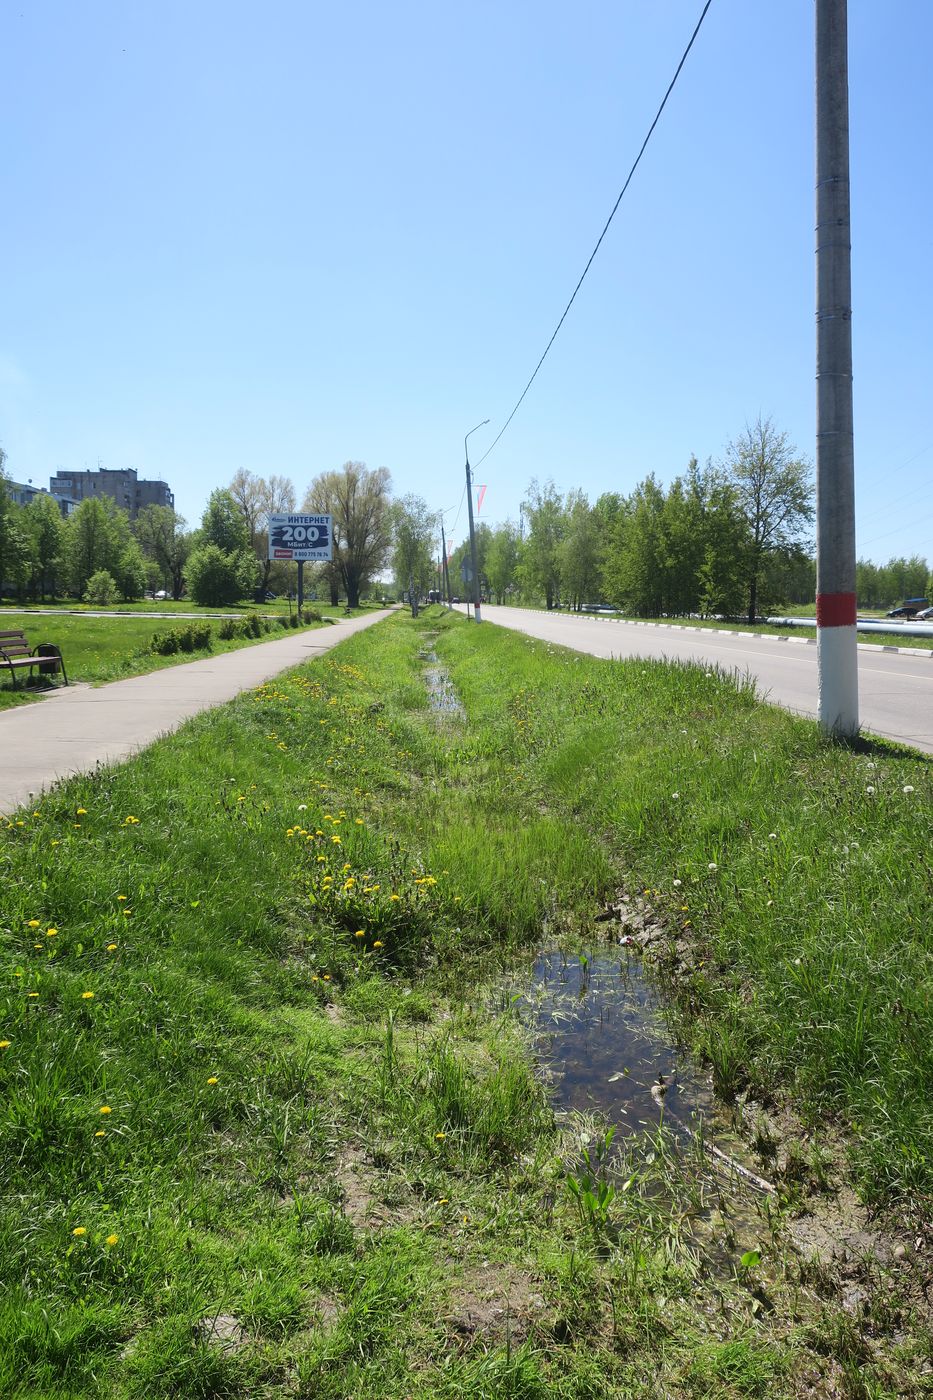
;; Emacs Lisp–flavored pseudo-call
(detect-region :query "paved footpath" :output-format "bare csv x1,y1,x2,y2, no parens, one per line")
0,610,392,816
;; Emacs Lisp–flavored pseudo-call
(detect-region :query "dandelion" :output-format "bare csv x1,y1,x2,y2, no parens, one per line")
46,928,58,937
27,992,39,998
297,804,307,811
206,1076,219,1085
331,835,341,845
355,818,364,825
866,785,875,794
671,792,680,800
434,1132,446,1140
94,1130,107,1138
123,816,140,826
105,1234,119,1247
81,991,95,1000
708,862,718,871
354,930,365,938
107,943,118,952
0,1040,10,1049
117,895,128,902
903,785,915,794
99,1105,112,1115
76,808,87,816
27,920,40,928
672,879,682,888
769,833,778,840
372,941,383,949
72,1227,87,1237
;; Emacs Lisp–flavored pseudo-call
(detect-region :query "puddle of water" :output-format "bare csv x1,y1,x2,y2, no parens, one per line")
420,647,465,720
521,949,716,1137
519,948,774,1275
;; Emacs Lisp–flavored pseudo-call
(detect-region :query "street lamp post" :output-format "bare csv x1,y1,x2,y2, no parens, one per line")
464,419,488,623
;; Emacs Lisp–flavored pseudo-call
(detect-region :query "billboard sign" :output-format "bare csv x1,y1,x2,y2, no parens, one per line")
267,513,333,562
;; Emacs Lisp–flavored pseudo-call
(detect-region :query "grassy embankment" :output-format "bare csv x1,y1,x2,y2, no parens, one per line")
2,609,931,1396
0,612,336,711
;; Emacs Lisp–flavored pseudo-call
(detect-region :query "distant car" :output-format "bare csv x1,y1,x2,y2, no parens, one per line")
915,605,933,621
886,599,929,619
264,591,277,601
451,596,460,604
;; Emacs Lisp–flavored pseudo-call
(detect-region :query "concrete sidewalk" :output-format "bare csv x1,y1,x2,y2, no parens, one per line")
0,610,392,815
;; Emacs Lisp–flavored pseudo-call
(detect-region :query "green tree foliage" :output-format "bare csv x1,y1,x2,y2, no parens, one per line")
199,489,251,555
65,497,145,601
302,462,392,609
0,461,34,599
519,479,566,609
25,492,66,600
184,543,257,607
84,569,119,605
134,505,191,600
559,491,601,610
485,522,522,604
721,416,814,622
391,495,438,613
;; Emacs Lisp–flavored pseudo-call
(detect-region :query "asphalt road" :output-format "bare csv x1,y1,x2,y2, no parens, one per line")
456,606,933,755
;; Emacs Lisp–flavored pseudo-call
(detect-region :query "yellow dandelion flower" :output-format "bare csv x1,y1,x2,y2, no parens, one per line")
322,974,331,981
331,835,341,844
389,894,400,902
27,992,39,998
76,808,87,816
46,928,58,937
99,1105,112,1115
206,1076,219,1085
72,1227,87,1237
355,818,365,825
0,1040,10,1049
94,1129,107,1137
27,920,40,928
107,943,118,952
117,895,127,902
81,991,95,1000
372,941,383,949
354,930,365,938
105,1234,119,1247
434,1132,446,1140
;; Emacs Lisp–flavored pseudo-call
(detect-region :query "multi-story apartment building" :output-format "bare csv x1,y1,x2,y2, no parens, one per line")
49,468,174,520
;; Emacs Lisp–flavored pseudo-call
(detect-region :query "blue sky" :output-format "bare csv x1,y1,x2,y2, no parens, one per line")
2,1,931,564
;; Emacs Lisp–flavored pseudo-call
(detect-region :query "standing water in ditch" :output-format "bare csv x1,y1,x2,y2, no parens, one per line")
419,633,465,721
520,949,716,1137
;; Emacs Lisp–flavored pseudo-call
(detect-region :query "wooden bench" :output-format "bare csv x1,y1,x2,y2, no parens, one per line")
0,629,68,689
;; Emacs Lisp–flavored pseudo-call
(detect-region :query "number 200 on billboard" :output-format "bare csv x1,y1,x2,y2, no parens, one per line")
267,514,333,561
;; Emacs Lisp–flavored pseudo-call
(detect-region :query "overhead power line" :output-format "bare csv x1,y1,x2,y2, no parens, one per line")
474,0,715,470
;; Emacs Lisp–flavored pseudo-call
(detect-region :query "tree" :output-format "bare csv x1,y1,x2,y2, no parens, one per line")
519,479,566,609
302,462,392,609
560,491,601,610
25,492,66,600
485,522,522,604
185,543,257,606
65,497,141,600
229,470,296,590
0,460,34,600
199,489,251,556
721,416,814,623
135,505,191,600
391,495,438,613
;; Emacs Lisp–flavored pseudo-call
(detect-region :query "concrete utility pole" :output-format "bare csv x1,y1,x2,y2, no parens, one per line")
815,0,859,738
464,420,488,624
440,520,452,606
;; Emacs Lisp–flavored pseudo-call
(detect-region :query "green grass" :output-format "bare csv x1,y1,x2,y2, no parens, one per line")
0,612,332,710
1,606,930,1395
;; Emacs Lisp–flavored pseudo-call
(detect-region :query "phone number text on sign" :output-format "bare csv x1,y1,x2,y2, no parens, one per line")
267,513,333,561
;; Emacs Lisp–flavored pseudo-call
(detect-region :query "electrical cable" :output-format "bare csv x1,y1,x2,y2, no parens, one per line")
473,0,715,470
